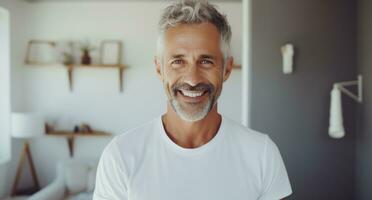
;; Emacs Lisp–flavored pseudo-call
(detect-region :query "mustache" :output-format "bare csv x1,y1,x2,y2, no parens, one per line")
172,83,214,94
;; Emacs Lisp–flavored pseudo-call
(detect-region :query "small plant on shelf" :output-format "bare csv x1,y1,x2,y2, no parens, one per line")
62,52,73,65
79,40,96,65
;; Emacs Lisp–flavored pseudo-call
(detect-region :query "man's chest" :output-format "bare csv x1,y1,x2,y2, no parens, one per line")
127,150,262,200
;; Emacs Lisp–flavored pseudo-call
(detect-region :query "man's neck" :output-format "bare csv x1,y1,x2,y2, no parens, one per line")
162,104,222,149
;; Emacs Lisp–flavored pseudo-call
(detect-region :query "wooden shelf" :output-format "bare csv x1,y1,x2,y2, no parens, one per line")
66,64,126,68
47,130,111,136
24,39,127,92
25,63,128,92
65,64,127,92
46,130,112,157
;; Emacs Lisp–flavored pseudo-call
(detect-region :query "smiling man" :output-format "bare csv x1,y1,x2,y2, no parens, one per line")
93,1,292,200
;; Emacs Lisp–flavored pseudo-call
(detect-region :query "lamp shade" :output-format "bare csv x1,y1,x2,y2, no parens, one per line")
11,113,45,138
328,87,345,139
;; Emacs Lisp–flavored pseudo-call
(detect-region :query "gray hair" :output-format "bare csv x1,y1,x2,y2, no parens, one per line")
156,0,232,65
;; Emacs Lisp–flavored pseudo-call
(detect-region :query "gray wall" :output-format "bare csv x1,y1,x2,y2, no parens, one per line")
251,0,357,199
356,0,372,199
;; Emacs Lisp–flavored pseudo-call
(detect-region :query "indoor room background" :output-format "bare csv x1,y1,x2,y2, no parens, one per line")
0,0,371,200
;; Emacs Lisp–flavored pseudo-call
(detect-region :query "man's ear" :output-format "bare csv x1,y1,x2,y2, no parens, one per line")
223,56,234,82
154,56,163,81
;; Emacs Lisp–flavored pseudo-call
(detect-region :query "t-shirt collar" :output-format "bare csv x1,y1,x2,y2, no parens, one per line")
157,115,226,156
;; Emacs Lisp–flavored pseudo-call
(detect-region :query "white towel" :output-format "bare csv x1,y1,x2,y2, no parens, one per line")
328,87,345,138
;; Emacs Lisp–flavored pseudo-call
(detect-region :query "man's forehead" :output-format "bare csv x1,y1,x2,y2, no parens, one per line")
164,22,221,40
162,23,222,57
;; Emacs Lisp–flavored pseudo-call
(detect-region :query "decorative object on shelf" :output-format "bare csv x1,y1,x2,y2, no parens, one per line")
329,75,363,139
45,122,55,133
281,43,294,74
81,49,91,65
63,52,73,65
78,123,93,133
79,40,96,65
72,123,93,133
11,112,45,196
25,40,58,65
59,41,74,65
74,125,79,133
100,40,123,66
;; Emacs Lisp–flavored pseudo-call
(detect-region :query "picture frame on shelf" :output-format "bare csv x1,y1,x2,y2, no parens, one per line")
99,40,123,66
25,40,59,65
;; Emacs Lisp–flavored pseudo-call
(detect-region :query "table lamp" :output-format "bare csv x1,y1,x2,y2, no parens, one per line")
11,112,45,196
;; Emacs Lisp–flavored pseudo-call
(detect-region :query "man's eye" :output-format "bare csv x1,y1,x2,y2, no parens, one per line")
171,60,184,65
200,59,213,65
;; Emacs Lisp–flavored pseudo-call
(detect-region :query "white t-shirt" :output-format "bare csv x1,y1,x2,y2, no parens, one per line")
93,116,292,200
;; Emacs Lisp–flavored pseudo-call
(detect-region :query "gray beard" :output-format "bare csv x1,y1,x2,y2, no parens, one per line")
170,97,213,122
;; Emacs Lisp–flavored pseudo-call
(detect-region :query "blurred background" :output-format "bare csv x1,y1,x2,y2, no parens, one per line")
0,0,371,200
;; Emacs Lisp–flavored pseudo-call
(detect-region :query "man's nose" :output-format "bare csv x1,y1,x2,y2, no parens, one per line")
182,64,203,87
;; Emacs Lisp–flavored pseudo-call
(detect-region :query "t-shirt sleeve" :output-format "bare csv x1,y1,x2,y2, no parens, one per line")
93,139,129,200
259,136,292,200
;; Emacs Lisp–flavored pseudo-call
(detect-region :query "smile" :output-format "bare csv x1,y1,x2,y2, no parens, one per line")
178,90,208,102
180,90,206,97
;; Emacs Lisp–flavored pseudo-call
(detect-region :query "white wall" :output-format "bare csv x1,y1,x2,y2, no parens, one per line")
5,0,242,193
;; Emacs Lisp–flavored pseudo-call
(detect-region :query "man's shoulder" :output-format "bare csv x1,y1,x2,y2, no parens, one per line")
223,117,284,167
104,117,159,155
116,118,158,143
223,117,269,145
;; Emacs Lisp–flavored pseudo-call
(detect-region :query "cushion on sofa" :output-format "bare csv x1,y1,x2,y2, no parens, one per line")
86,165,97,192
64,162,90,195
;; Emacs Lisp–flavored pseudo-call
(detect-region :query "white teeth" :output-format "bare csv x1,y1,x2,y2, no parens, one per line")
180,90,204,98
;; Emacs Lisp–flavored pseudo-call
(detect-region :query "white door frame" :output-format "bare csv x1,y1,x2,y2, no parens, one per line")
241,0,252,128
0,6,11,162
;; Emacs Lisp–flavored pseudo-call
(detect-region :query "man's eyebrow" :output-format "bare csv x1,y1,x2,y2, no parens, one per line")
170,54,185,59
200,54,216,60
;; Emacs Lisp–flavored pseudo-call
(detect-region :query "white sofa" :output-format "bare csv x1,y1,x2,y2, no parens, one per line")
28,159,97,200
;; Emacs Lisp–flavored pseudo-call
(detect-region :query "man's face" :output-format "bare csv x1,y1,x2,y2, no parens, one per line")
156,22,233,122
